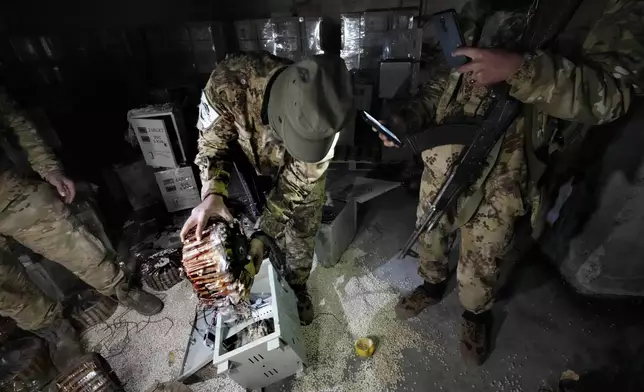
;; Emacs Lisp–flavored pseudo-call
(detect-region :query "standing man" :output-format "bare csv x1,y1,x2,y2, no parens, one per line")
0,88,164,369
180,52,353,325
381,0,644,365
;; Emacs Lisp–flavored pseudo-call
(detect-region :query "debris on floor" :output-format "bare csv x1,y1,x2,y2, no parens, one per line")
81,280,246,392
284,245,447,392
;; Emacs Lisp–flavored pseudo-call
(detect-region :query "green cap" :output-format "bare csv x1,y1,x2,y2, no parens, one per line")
268,55,353,163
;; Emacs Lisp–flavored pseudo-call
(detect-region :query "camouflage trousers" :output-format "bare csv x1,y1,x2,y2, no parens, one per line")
0,171,124,331
416,127,527,314
260,160,327,286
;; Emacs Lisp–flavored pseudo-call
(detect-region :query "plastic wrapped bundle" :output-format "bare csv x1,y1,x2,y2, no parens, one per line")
304,17,323,56
391,10,417,30
381,28,423,60
340,13,363,71
256,17,302,60
182,220,252,309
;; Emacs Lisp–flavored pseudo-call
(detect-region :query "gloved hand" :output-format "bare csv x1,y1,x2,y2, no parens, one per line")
180,194,233,242
246,238,265,276
45,170,76,204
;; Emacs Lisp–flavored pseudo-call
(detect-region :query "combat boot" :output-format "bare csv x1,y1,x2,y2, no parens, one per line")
459,310,491,366
395,280,446,319
291,284,313,326
115,281,164,316
33,317,83,371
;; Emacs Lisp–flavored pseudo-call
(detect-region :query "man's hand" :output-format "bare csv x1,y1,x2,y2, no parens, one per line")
373,114,404,148
180,194,233,242
453,48,524,87
45,171,76,204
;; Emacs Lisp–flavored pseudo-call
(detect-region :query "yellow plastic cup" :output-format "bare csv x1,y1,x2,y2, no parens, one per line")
354,337,376,357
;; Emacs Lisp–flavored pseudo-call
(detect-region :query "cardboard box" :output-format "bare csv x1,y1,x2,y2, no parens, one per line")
155,166,200,212
128,104,189,168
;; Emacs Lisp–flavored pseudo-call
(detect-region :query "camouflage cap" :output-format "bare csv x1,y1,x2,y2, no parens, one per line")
268,55,353,163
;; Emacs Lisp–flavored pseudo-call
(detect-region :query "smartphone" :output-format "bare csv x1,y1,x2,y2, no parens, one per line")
362,111,403,147
431,9,468,68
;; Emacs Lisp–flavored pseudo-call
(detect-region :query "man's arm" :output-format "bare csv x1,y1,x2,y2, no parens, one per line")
181,91,238,241
399,68,450,132
194,111,238,200
507,1,644,125
0,90,62,178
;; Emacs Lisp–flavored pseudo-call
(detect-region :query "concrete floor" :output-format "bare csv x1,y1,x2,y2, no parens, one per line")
88,187,644,392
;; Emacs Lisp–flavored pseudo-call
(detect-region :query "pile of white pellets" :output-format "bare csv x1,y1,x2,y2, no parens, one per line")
284,246,447,392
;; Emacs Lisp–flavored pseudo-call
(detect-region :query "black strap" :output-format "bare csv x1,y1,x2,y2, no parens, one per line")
404,123,480,154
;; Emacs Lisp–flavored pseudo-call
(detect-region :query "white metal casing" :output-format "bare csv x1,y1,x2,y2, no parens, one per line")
154,166,200,212
128,104,189,168
213,260,307,390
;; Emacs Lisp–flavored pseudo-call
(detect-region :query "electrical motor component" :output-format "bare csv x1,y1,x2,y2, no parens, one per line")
140,248,183,291
70,292,119,331
181,219,253,309
53,353,123,392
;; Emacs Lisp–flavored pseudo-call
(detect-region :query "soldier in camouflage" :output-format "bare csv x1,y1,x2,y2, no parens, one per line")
180,52,353,325
0,88,164,369
379,0,644,364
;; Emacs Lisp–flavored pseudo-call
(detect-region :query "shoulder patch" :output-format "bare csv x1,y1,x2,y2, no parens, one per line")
197,90,220,131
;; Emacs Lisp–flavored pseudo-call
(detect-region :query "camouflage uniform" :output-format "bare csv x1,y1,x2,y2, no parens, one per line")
0,89,124,330
197,52,329,286
406,0,644,314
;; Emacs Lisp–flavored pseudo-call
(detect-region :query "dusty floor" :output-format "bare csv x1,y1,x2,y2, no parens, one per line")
85,188,644,392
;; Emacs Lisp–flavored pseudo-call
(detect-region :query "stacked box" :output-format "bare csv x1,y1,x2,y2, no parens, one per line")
190,23,227,74
303,17,324,56
340,13,363,71
235,20,259,51
340,10,420,71
381,28,423,61
236,17,308,61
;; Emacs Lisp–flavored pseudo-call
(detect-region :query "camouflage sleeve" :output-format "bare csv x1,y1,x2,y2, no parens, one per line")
507,0,644,125
399,69,450,132
0,90,62,178
194,112,237,200
398,0,487,131
260,158,328,246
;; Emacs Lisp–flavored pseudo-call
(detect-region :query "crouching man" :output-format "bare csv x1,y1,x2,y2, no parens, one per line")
180,52,353,325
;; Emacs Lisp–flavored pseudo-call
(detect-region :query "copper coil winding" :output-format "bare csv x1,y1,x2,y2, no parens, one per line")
140,248,183,291
70,295,119,331
53,353,123,392
181,220,252,308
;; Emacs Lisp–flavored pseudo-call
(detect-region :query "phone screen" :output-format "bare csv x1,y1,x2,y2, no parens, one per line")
363,111,403,146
